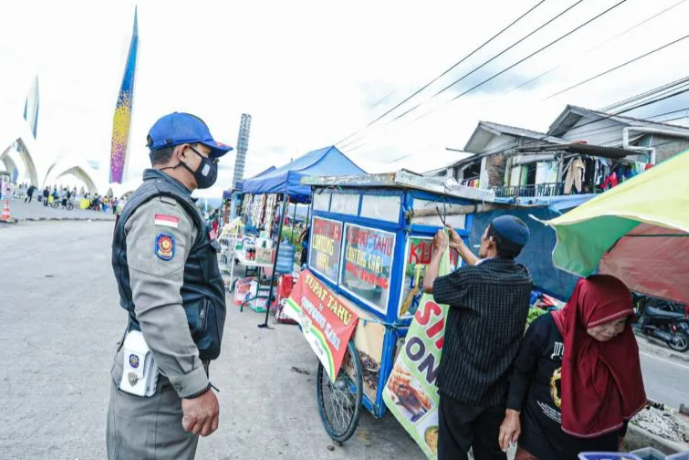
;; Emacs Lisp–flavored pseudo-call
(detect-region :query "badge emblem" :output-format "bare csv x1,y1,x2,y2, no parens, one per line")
128,372,139,386
129,354,140,368
155,233,176,261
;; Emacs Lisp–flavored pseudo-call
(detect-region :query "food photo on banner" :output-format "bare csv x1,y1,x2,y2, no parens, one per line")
284,269,358,380
308,217,343,284
383,246,451,460
340,223,396,314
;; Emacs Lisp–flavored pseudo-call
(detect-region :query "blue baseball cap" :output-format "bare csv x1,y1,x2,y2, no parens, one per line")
147,112,233,159
490,215,530,248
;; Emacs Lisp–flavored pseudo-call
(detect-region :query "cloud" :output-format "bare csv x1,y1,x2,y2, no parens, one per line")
3,0,689,197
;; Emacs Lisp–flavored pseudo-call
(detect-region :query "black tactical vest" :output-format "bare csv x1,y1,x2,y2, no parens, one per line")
112,169,226,360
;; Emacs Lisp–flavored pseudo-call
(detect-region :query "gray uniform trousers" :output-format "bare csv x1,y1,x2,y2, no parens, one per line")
107,349,199,460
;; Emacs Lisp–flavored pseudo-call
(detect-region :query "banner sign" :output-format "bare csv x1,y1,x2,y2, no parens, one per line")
285,269,359,381
0,181,13,200
383,248,451,460
308,217,343,284
399,237,460,316
340,223,396,313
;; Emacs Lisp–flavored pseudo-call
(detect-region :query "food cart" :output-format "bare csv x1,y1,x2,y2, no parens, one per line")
288,170,495,444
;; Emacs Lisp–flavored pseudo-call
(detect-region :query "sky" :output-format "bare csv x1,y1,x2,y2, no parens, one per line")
3,0,689,197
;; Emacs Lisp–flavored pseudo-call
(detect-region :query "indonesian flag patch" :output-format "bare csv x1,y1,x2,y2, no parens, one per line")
154,213,179,229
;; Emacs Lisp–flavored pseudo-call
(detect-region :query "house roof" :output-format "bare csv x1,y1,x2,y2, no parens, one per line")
547,105,689,138
464,120,565,153
518,142,638,160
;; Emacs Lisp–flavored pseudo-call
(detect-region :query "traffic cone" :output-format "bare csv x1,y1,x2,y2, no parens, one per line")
0,200,11,222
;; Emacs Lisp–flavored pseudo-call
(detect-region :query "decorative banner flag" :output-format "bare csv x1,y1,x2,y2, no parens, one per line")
383,246,451,460
109,7,139,184
285,269,359,381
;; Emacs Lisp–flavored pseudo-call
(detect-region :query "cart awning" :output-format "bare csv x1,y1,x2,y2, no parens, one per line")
544,149,689,303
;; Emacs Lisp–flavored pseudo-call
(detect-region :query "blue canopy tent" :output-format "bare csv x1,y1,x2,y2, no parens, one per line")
223,166,277,218
237,146,366,327
240,146,366,201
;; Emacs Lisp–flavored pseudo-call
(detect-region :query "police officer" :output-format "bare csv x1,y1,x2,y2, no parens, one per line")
108,112,231,459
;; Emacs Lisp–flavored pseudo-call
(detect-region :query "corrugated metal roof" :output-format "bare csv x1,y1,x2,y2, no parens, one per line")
479,121,566,143
302,169,496,202
464,120,566,153
548,105,689,137
519,142,637,159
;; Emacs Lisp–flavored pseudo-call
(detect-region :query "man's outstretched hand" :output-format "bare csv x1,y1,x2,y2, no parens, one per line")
433,229,449,252
182,390,220,437
445,224,463,250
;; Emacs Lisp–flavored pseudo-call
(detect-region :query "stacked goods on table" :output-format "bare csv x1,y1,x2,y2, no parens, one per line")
255,237,275,265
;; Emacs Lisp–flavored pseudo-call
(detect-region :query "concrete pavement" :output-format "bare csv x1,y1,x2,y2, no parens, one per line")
0,221,419,460
1,199,115,222
1,220,687,459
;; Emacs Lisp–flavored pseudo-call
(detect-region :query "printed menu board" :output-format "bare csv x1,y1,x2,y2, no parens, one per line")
340,223,395,314
308,217,343,284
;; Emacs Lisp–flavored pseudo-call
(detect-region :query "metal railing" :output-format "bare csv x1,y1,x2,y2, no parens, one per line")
493,182,565,198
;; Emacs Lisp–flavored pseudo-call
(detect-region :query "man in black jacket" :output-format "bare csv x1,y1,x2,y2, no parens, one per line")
42,186,49,206
25,185,37,203
423,216,532,460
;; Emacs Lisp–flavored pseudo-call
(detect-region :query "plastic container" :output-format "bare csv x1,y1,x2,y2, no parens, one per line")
276,239,296,274
667,451,689,460
579,454,643,460
631,448,667,460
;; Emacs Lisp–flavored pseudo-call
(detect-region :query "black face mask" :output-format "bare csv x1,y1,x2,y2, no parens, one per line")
163,145,218,189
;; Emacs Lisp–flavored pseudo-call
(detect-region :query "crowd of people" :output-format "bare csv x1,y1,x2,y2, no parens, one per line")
15,182,126,215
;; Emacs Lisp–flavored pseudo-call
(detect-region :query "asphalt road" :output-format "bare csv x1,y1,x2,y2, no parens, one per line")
0,220,419,460
639,350,689,410
1,220,686,460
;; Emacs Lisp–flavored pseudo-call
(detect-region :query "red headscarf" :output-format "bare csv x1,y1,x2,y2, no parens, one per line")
551,275,647,438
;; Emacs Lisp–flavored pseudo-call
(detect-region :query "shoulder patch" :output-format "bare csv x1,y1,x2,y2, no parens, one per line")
155,213,179,229
155,233,176,261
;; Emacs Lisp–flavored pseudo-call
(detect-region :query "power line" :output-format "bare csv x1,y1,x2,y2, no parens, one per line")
507,85,689,152
502,0,687,98
343,0,587,150
602,74,689,112
430,0,585,100
388,0,629,126
335,0,548,147
345,0,629,151
379,87,689,167
336,90,399,145
546,32,689,100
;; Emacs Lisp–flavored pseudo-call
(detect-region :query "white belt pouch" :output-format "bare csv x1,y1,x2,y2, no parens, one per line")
119,330,159,397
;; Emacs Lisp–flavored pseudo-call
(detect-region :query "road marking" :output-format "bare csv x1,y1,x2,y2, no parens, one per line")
640,351,689,370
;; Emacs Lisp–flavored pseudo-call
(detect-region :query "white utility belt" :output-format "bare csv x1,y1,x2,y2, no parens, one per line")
119,330,159,397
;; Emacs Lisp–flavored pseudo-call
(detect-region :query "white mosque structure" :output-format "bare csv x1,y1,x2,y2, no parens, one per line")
1,9,140,198
0,77,114,196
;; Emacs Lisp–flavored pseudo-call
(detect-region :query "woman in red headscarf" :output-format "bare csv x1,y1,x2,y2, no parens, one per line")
498,275,647,460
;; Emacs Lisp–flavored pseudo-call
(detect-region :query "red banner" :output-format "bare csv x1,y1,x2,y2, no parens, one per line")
285,269,359,380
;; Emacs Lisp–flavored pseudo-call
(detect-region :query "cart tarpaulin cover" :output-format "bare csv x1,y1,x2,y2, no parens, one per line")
383,246,451,460
285,269,358,381
544,148,689,304
239,146,366,200
470,207,580,301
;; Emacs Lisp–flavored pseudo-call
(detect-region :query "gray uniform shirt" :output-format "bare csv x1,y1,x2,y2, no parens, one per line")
111,195,210,398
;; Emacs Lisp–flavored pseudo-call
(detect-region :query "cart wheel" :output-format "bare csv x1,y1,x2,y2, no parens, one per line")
316,341,363,443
